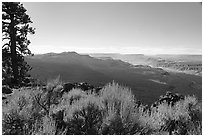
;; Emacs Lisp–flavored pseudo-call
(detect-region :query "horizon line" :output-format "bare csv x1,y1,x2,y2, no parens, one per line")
30,51,202,56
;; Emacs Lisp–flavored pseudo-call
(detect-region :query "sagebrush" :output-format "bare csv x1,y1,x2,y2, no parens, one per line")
2,80,202,135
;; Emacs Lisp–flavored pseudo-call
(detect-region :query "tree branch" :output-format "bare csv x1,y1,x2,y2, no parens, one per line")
2,43,10,49
2,21,10,24
33,94,50,115
2,37,10,41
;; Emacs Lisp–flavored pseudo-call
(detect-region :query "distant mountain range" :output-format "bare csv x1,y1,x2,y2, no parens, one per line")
26,52,202,105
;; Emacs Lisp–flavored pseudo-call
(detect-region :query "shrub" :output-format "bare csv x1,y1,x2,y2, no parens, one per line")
2,76,65,135
33,115,57,135
51,88,88,118
2,80,202,135
65,96,105,134
99,82,140,135
51,89,104,135
45,76,63,110
32,76,63,115
138,95,202,135
50,88,88,133
2,88,44,135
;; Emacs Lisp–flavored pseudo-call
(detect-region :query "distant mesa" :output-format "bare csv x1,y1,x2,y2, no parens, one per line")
44,51,79,56
60,51,78,55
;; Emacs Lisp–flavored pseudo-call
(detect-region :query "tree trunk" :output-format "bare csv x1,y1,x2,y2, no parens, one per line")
10,14,18,86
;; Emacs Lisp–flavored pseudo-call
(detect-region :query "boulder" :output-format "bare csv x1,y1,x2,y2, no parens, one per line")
62,82,103,95
63,83,75,92
95,87,102,94
151,91,185,108
76,82,94,91
162,71,169,76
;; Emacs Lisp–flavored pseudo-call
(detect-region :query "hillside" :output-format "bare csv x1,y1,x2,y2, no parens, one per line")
26,52,202,105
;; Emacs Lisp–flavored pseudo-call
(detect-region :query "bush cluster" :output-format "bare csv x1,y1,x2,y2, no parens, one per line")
2,79,202,135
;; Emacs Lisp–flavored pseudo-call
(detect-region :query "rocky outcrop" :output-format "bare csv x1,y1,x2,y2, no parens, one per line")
63,82,102,94
152,91,184,107
63,83,76,92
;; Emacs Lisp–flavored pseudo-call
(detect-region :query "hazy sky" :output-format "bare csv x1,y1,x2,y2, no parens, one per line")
22,2,202,55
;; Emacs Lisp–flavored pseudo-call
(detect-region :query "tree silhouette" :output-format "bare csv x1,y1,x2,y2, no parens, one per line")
2,2,35,87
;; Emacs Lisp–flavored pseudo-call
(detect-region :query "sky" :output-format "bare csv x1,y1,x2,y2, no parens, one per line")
22,2,202,55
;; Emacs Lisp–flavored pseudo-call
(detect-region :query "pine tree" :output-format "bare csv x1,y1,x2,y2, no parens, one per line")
2,2,35,87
